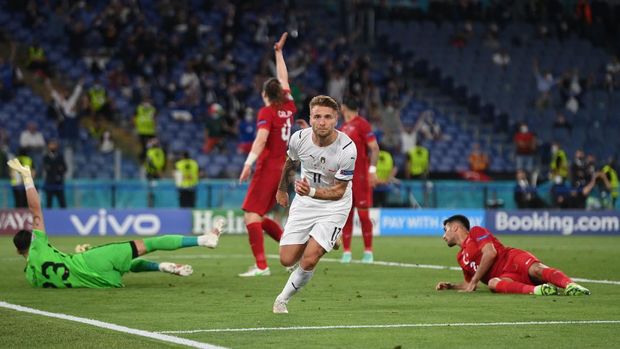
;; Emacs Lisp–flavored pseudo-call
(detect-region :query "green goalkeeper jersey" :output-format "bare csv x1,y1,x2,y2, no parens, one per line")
25,230,124,288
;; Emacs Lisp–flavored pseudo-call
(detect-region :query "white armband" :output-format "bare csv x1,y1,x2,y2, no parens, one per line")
308,187,316,198
369,166,377,174
244,152,258,166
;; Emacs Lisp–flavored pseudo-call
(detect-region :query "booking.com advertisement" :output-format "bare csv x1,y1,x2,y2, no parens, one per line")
485,210,620,236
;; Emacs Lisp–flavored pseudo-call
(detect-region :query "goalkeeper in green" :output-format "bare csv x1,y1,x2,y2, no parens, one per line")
7,158,225,288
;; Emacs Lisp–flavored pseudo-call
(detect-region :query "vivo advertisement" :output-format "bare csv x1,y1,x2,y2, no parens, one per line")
0,209,192,236
486,210,620,235
379,209,485,236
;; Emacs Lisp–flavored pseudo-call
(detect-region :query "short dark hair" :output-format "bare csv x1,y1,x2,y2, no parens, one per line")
14,230,32,253
262,78,284,104
443,215,470,231
309,95,340,113
341,98,359,111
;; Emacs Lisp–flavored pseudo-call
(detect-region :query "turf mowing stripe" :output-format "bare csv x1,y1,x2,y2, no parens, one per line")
0,301,228,349
159,320,620,334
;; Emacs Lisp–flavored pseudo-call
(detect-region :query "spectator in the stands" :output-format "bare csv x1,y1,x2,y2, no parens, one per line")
560,69,583,114
179,62,201,107
514,169,546,209
533,59,557,109
86,80,115,121
416,110,443,141
326,66,348,103
550,175,571,209
549,142,569,182
144,138,166,180
468,143,489,174
380,98,405,151
133,98,157,160
400,122,418,156
568,172,611,210
202,103,226,154
42,140,67,208
570,149,587,187
47,78,84,153
19,122,46,166
405,140,430,180
513,122,536,172
601,157,618,208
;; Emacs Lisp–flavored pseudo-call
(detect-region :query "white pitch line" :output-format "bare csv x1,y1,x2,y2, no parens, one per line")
0,301,227,349
159,320,620,334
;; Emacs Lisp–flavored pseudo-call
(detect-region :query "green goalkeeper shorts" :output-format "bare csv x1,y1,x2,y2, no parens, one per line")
81,242,135,286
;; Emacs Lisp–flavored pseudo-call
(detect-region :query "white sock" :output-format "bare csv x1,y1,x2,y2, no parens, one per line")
278,267,314,301
197,233,218,248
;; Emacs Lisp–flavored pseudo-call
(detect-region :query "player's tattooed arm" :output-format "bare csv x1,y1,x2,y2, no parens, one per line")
278,156,300,191
314,179,348,200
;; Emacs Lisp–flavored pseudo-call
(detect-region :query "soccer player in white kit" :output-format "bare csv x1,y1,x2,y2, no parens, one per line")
273,95,357,313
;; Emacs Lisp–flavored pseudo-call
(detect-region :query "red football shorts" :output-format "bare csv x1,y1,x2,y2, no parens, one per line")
351,173,372,208
241,160,284,216
494,248,541,285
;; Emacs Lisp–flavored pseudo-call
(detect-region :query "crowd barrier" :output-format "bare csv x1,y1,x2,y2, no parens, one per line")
3,179,591,210
2,208,619,236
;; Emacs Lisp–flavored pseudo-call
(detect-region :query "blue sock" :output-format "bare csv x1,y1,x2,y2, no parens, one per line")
182,236,198,247
130,259,160,272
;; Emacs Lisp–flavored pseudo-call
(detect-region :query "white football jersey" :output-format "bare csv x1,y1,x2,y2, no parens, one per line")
287,128,357,213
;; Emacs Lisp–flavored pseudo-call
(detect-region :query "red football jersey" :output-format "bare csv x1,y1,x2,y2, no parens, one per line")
339,115,376,171
256,91,296,163
457,226,510,284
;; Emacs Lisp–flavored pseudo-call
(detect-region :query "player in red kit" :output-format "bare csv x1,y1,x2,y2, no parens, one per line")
238,33,296,277
338,99,380,263
436,215,591,296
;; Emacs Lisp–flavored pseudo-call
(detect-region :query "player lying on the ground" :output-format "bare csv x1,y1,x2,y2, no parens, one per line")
436,214,590,296
8,158,225,288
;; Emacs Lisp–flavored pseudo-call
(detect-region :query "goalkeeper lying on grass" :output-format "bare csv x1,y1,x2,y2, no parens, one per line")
7,158,225,288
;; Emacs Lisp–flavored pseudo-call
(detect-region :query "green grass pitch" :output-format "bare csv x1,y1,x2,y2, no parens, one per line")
1,234,619,348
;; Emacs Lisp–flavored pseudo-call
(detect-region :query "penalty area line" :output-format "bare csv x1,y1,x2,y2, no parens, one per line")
159,320,620,334
0,301,227,349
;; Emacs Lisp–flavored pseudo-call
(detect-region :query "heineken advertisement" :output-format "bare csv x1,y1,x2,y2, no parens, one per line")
191,209,284,235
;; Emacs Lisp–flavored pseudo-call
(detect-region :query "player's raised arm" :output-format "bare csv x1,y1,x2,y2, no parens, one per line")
274,32,290,91
7,159,45,231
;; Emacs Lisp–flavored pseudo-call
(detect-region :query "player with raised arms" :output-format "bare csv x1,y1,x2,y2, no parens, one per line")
238,32,296,277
